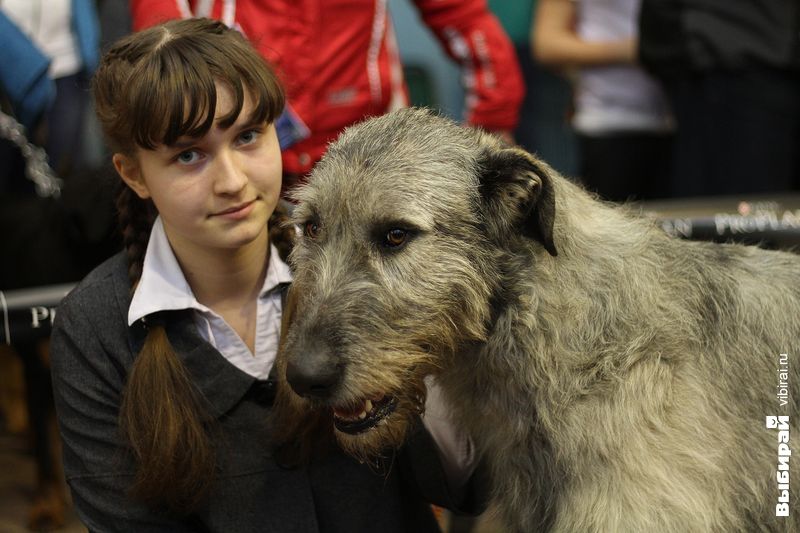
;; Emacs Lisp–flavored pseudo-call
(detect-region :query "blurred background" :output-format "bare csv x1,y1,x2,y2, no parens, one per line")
1,0,797,531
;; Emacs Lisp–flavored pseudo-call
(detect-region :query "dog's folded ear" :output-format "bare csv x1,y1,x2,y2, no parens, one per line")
478,144,558,256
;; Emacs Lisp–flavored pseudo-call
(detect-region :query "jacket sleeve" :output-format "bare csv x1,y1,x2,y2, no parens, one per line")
130,0,185,32
50,293,193,532
413,0,525,132
398,377,489,515
638,0,688,80
399,416,489,516
0,12,55,132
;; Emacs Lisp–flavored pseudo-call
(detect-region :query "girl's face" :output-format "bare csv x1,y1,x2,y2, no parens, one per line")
115,83,282,261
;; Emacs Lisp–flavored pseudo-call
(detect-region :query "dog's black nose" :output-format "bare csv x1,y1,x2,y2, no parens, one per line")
285,346,341,400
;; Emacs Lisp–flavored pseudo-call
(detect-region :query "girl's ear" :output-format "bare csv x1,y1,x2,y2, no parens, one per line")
113,153,150,199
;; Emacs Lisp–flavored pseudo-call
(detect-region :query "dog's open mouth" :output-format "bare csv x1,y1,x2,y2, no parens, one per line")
332,395,398,434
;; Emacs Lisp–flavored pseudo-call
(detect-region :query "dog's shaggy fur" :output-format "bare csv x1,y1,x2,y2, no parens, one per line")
275,108,800,532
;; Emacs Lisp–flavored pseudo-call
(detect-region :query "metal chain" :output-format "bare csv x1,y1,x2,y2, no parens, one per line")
0,110,62,198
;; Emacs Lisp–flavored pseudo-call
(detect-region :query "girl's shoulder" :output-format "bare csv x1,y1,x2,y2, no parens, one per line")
57,251,132,328
51,251,137,390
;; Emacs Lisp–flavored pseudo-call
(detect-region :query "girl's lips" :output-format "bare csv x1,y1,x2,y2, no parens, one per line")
213,199,256,220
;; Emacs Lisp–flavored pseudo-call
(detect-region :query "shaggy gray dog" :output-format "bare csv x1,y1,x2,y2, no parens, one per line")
275,108,800,532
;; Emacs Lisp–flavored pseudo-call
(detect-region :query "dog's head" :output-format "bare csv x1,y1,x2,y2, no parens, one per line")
274,108,557,460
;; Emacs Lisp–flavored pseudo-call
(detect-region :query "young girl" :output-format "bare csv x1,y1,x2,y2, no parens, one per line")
50,18,478,531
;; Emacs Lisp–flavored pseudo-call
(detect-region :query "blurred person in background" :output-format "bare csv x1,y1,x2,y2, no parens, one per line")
639,0,800,198
489,0,579,179
0,0,99,178
534,0,674,202
0,5,112,529
130,0,525,195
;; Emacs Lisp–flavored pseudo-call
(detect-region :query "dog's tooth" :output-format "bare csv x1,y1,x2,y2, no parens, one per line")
365,400,373,413
358,410,367,420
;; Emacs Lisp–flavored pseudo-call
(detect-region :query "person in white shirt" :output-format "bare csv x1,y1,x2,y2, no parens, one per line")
533,0,674,202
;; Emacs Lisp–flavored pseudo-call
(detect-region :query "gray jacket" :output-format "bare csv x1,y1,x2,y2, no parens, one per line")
51,252,479,532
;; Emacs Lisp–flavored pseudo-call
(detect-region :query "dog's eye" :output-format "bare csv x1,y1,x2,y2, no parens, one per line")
305,221,321,239
384,229,408,248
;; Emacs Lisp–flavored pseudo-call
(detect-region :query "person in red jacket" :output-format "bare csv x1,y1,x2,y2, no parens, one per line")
130,0,525,193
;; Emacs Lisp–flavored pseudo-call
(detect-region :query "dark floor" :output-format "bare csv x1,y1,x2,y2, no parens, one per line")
0,431,85,533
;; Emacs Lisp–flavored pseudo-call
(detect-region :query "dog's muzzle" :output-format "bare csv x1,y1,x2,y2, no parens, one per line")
284,339,399,435
285,341,342,400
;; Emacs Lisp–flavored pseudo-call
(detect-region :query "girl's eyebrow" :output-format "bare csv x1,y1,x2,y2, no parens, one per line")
171,138,198,149
167,111,266,149
237,112,267,129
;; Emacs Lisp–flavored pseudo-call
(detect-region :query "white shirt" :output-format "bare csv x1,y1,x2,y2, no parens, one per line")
573,0,673,134
128,217,293,379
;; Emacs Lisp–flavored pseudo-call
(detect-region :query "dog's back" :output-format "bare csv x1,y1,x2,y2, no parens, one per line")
443,162,800,532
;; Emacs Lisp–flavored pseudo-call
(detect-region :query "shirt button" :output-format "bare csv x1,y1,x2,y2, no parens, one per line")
298,153,311,167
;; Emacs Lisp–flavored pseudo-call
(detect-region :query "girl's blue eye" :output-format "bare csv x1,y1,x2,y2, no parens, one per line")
237,129,260,145
176,150,201,165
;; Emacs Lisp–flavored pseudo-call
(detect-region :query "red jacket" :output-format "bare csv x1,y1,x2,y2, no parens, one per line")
131,0,524,177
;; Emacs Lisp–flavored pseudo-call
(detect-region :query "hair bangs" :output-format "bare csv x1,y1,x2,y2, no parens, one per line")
128,43,220,150
239,61,285,128
213,40,285,130
97,18,285,153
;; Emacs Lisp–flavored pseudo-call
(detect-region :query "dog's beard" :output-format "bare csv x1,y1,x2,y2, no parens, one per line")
272,370,429,466
275,317,452,464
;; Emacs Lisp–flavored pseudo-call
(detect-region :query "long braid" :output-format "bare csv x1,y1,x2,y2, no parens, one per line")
115,185,155,291
116,185,215,513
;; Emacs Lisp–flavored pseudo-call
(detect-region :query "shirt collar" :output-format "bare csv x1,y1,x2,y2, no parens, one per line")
128,216,293,326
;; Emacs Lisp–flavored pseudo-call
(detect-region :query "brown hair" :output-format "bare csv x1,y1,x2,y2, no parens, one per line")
94,18,286,513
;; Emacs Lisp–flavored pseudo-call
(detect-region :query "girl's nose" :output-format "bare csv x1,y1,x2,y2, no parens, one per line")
213,150,248,194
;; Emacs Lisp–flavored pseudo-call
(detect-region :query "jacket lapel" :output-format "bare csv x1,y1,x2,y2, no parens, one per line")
116,251,285,418
165,310,257,418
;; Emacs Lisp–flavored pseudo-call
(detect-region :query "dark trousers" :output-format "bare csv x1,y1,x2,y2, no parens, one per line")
45,73,90,177
578,131,673,202
666,68,800,198
513,43,580,179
